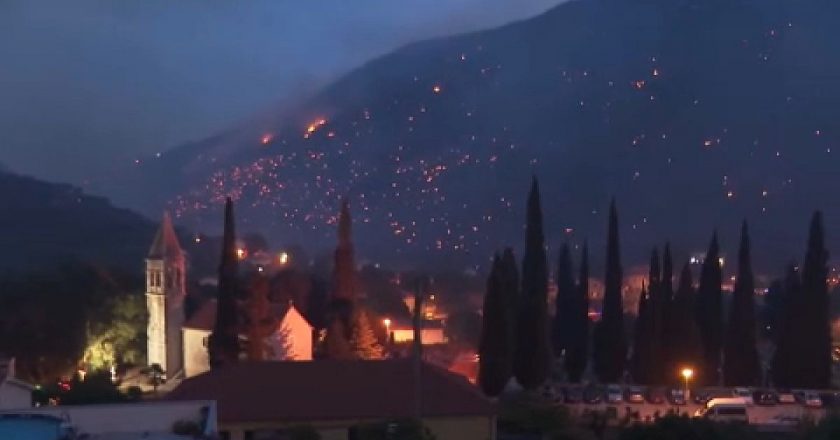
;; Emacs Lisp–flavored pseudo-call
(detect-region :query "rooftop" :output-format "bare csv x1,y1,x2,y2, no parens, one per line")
166,360,494,424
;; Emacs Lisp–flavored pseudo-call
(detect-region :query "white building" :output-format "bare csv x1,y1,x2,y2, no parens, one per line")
0,400,216,439
0,358,33,410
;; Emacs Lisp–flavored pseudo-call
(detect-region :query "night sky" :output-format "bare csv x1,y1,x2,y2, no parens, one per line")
0,0,561,184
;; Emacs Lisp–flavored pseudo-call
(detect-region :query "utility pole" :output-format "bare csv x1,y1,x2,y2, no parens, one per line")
413,275,429,421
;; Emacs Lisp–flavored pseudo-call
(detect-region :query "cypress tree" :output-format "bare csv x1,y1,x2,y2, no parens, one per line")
696,232,723,386
631,283,651,384
478,255,513,396
513,177,552,389
565,243,590,383
501,247,520,353
244,274,273,361
323,318,354,360
723,221,761,386
771,264,800,388
660,243,675,379
332,198,357,302
670,263,703,383
799,211,832,388
553,243,575,360
594,199,626,383
647,248,664,383
208,197,241,368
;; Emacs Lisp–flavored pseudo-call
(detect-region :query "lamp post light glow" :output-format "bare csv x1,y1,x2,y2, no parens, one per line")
383,318,392,336
681,367,694,399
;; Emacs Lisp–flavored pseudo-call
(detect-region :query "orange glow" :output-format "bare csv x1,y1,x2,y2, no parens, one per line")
681,367,694,380
236,248,247,260
303,118,328,139
278,251,289,265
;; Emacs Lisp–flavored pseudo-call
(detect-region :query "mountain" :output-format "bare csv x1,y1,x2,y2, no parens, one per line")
108,0,840,272
0,170,157,273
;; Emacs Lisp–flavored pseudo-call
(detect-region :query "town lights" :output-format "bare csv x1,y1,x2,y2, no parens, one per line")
236,248,247,260
278,252,290,265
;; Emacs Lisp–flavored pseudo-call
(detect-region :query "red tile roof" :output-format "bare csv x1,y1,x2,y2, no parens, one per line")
166,360,494,424
183,300,301,331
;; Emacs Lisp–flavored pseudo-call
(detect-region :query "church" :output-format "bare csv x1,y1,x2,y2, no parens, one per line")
145,212,313,380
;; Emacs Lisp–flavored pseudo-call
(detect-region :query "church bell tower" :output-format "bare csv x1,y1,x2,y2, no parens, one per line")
146,212,186,377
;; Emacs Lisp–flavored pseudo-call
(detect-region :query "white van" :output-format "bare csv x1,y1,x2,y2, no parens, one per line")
694,398,749,423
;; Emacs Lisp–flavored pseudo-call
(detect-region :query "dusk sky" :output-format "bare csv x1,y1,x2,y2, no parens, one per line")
0,0,561,184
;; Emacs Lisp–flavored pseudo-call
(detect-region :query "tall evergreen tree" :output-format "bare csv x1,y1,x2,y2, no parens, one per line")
631,283,652,384
771,264,799,387
208,197,241,368
244,274,273,361
660,243,675,378
565,243,590,383
478,255,513,396
552,243,575,359
332,198,357,302
513,177,552,389
724,221,761,386
647,248,664,383
323,318,353,360
799,211,832,388
594,199,626,383
695,232,723,386
501,247,520,353
670,263,703,383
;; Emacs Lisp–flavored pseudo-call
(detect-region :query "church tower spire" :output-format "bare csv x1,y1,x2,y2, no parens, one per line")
146,211,186,377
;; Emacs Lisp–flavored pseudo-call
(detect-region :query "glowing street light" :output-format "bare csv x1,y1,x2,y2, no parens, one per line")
383,318,392,335
681,367,694,399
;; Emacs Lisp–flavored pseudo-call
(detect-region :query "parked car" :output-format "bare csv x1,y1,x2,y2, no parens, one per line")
625,386,645,404
802,392,823,408
583,386,603,404
753,390,778,406
646,387,666,404
668,389,687,405
696,399,749,424
605,384,623,404
777,389,796,404
733,387,754,405
564,386,583,404
692,390,713,405
769,414,801,429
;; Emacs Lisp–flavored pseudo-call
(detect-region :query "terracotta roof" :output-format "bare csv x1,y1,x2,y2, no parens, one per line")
166,360,494,424
148,212,183,259
183,300,306,331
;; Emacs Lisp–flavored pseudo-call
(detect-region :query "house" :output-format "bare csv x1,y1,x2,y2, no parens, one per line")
182,300,313,378
167,360,496,440
0,400,216,439
0,357,33,410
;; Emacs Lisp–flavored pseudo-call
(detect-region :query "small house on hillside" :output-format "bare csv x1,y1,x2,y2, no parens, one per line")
167,359,496,440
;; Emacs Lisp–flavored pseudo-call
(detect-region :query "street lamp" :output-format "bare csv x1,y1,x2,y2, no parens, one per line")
383,318,392,336
681,367,694,400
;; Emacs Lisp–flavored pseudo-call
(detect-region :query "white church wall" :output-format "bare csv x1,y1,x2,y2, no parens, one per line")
183,328,211,378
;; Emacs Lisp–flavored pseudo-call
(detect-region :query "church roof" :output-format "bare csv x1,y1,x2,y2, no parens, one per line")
148,212,183,259
183,300,310,331
167,359,494,424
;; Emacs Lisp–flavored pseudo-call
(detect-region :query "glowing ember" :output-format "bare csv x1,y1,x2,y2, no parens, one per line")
432,85,442,94
303,118,328,138
261,134,274,145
